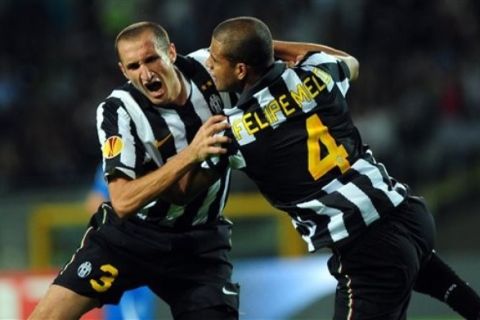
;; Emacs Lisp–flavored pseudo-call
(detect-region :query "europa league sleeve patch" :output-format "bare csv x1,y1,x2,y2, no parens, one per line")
102,136,124,159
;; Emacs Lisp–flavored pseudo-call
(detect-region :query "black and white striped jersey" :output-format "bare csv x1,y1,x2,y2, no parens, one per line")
96,49,237,228
220,51,409,250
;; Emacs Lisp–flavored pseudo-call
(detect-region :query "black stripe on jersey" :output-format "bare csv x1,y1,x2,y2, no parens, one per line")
141,199,172,222
145,108,177,161
101,99,145,176
331,60,350,83
292,205,332,243
207,172,230,223
173,189,210,228
267,76,304,115
173,171,230,228
121,83,177,162
375,161,397,190
299,51,350,83
314,60,349,85
295,67,337,109
289,191,366,249
352,173,398,215
176,55,224,115
237,96,257,113
332,166,396,214
321,191,368,239
229,92,239,106
176,100,203,143
295,51,316,66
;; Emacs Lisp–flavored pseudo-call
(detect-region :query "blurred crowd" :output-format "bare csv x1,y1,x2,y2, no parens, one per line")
1,0,479,193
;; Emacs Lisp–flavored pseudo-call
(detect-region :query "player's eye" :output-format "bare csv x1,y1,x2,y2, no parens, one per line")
145,56,160,64
126,62,140,70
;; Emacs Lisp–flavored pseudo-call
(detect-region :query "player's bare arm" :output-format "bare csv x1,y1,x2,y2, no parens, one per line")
273,40,359,81
108,115,230,217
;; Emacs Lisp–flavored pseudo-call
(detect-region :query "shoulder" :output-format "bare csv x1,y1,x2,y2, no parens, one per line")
96,89,134,124
296,51,352,83
186,48,209,66
99,83,150,112
299,51,340,67
175,49,211,80
299,51,358,81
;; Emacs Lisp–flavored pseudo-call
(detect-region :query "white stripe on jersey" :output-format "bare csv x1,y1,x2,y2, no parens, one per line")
301,65,335,92
218,167,231,211
291,216,316,252
117,107,137,176
192,176,223,225
336,183,380,225
281,68,317,113
110,90,156,142
352,159,405,206
291,157,413,246
164,204,185,225
229,150,247,169
188,48,209,65
253,87,286,129
302,51,339,66
96,103,106,149
297,199,349,242
336,78,349,97
225,107,256,145
322,158,405,208
300,52,350,96
188,48,238,110
190,81,213,122
319,175,381,227
96,102,136,179
192,184,219,225
109,90,164,166
157,108,188,153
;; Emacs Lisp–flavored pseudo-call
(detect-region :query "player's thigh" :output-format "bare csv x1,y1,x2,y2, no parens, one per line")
177,305,238,320
150,250,239,319
28,284,98,320
154,279,239,320
53,226,147,306
329,219,420,319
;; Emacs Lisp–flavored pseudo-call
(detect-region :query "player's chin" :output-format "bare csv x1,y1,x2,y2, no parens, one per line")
215,81,230,92
147,94,166,105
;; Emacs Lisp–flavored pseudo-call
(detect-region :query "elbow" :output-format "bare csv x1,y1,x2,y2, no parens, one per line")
169,197,189,206
165,188,191,206
111,199,135,218
349,57,360,81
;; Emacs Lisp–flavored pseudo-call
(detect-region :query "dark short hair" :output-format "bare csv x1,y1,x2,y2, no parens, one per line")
212,16,274,69
115,21,170,60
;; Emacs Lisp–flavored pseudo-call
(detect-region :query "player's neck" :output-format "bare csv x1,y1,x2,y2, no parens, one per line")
242,65,271,94
172,68,190,106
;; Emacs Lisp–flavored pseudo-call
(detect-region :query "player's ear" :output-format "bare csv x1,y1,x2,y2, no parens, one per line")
118,62,128,79
167,43,177,63
235,63,248,81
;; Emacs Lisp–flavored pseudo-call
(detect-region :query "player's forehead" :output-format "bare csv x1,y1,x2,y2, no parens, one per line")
117,31,158,62
209,38,228,61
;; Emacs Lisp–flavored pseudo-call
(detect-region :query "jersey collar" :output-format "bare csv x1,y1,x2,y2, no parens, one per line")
237,62,286,107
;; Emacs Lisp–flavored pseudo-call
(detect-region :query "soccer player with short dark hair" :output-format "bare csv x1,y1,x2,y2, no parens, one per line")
203,16,480,319
30,21,239,320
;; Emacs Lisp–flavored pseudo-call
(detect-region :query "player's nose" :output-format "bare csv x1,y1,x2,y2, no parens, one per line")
205,56,213,70
139,64,153,81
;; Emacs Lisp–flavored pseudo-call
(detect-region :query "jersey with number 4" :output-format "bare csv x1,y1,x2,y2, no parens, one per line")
224,52,409,251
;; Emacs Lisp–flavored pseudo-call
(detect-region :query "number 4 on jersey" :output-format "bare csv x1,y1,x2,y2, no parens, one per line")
306,114,350,180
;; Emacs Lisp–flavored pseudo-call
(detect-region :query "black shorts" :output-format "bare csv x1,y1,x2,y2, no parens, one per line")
53,204,239,318
327,196,436,320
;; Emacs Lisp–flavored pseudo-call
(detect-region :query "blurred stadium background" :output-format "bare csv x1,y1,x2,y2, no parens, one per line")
0,0,479,319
